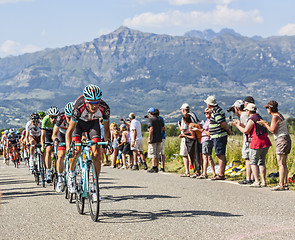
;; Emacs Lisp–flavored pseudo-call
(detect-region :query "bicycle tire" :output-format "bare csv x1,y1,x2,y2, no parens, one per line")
75,162,85,214
38,154,46,188
34,166,40,186
87,161,100,222
52,155,58,191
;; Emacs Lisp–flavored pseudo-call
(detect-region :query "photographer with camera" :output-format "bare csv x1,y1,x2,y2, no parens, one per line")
228,100,253,184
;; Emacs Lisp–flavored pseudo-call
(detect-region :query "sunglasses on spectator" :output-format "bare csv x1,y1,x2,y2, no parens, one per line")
86,100,100,105
204,112,210,114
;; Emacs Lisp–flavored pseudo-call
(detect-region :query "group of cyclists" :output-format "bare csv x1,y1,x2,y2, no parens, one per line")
1,84,111,199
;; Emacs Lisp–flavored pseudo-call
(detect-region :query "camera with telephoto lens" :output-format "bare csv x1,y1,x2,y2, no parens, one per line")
144,115,149,119
120,118,124,121
227,106,235,113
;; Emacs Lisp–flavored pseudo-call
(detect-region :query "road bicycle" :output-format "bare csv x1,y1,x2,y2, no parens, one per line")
50,143,58,191
9,145,20,168
32,144,46,187
71,140,109,222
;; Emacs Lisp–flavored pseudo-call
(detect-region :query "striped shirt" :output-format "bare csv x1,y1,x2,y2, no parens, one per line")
209,105,227,139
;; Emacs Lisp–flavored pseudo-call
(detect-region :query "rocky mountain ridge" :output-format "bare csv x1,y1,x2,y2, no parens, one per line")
0,26,295,128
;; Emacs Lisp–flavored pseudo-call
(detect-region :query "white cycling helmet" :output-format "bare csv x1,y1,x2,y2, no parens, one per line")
4,130,8,135
9,128,15,134
47,106,60,116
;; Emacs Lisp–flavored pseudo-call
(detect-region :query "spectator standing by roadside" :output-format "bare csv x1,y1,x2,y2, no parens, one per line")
178,103,199,177
156,109,166,172
229,100,253,184
204,96,231,180
258,100,291,191
147,108,164,173
231,103,271,188
129,113,148,170
192,107,216,178
99,118,109,166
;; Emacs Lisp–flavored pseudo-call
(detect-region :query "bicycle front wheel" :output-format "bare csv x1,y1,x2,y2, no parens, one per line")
75,162,85,214
52,155,58,191
87,161,100,222
38,154,45,188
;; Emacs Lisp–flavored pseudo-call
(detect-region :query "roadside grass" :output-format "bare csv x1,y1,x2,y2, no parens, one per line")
143,134,295,189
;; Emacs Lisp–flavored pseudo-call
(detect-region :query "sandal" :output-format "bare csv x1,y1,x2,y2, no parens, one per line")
197,174,208,179
191,173,201,178
180,173,190,177
211,175,225,181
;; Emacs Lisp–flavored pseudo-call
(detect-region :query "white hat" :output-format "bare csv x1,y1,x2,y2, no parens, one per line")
232,100,244,108
180,103,190,110
244,103,257,111
204,96,217,106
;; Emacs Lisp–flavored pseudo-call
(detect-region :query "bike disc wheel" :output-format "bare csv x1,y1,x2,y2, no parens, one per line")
87,161,100,222
75,162,85,214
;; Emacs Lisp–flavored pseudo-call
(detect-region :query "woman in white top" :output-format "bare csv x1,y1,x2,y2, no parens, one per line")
258,100,292,191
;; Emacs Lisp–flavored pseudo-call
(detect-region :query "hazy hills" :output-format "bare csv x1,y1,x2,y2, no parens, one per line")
1,26,295,128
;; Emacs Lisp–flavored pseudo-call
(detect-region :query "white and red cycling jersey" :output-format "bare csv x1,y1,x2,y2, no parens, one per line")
1,134,8,147
71,95,110,122
55,113,68,135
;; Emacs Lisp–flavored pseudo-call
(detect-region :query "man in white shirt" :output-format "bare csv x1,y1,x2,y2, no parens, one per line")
129,113,147,170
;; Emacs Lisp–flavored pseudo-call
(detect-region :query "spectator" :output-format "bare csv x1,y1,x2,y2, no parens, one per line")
229,100,253,184
147,108,164,173
129,113,148,170
231,103,271,187
192,107,216,179
156,109,166,172
99,118,109,166
111,128,121,168
179,113,202,177
204,96,231,180
258,100,292,191
178,103,200,177
118,124,128,169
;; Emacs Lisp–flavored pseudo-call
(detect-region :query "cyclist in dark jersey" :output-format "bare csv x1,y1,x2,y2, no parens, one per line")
66,84,111,194
52,102,73,192
41,106,60,183
7,128,20,164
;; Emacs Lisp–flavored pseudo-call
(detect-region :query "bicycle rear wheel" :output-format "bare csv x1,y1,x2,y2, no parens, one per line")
75,163,85,214
34,163,40,185
38,154,46,188
87,161,100,222
52,155,58,191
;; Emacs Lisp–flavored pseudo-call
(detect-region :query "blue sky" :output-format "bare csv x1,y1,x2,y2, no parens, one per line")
0,0,295,57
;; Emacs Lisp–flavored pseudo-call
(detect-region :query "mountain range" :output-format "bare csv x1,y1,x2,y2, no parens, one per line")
0,26,295,129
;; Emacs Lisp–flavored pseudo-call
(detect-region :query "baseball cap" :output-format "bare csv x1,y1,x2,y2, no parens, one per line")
244,103,257,111
264,100,278,109
232,100,244,108
180,103,190,110
204,96,217,106
120,124,126,129
244,96,255,104
148,107,156,113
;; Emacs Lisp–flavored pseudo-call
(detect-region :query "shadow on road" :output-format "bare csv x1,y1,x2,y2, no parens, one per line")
103,194,179,203
2,189,57,200
101,185,147,190
99,209,243,223
0,179,33,185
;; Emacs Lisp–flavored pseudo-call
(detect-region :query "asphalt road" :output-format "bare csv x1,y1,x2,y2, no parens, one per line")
1,159,295,240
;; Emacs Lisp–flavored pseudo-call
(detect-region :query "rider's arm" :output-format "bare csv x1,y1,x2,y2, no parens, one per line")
41,129,46,146
104,120,110,141
25,131,29,145
52,125,60,142
66,120,78,151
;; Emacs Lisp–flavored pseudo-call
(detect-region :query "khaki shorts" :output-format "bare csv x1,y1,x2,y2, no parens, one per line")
130,139,143,152
159,139,165,155
148,142,162,159
179,138,188,156
275,135,291,155
249,147,269,166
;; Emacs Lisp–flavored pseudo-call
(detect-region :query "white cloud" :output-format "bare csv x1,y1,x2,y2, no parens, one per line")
124,5,263,29
0,0,34,4
0,40,41,57
278,24,295,36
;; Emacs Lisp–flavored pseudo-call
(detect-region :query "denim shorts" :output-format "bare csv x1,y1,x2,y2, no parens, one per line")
212,135,227,156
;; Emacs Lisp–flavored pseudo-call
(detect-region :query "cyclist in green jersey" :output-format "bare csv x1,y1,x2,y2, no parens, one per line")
41,106,60,183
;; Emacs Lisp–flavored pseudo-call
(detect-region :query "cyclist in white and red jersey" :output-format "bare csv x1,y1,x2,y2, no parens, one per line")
25,113,42,172
1,130,9,164
52,102,73,192
66,84,111,194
